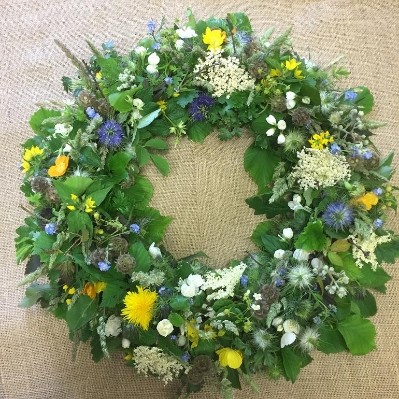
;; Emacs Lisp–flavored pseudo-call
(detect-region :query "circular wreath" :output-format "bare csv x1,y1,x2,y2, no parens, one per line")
16,11,399,397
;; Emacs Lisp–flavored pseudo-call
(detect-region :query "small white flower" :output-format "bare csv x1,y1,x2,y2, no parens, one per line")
274,249,286,259
134,46,147,56
282,228,293,240
186,274,204,288
175,39,185,50
177,335,186,346
277,120,287,130
292,249,310,262
156,319,174,337
272,317,284,328
253,293,262,301
286,91,296,109
286,91,296,100
63,144,72,153
266,115,286,137
283,319,300,334
132,98,144,109
302,96,311,104
147,52,160,65
251,304,261,311
281,331,297,348
311,258,323,269
104,315,122,337
266,115,277,125
148,242,162,259
176,26,197,39
122,338,131,348
277,133,286,144
146,64,158,74
180,282,197,298
337,286,348,298
288,194,303,211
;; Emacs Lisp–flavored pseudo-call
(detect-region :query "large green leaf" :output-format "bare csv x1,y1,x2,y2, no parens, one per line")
246,193,289,218
337,315,376,355
375,237,399,264
295,220,328,251
29,108,61,136
129,242,151,272
281,348,310,383
354,86,374,114
352,291,377,318
244,145,279,193
63,176,93,196
124,176,154,208
109,90,134,112
137,109,161,129
19,283,54,308
318,325,347,354
144,138,169,150
188,122,213,143
150,154,170,176
251,221,273,248
65,295,98,331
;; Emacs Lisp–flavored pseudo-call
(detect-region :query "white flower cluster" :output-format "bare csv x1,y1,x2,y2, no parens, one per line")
348,231,391,270
210,319,240,336
311,258,349,297
193,50,255,98
130,98,145,123
290,148,351,190
54,123,73,137
201,262,247,301
131,269,165,287
132,346,190,385
104,315,122,337
117,67,137,91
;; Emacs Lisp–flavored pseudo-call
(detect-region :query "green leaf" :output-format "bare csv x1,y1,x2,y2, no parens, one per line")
129,242,151,272
136,145,151,167
246,193,289,218
108,89,135,112
358,264,391,293
176,90,198,107
108,151,133,173
32,232,55,256
226,368,241,389
318,325,347,354
327,252,344,267
192,339,216,357
19,283,54,308
337,315,376,355
144,138,169,150
65,295,98,331
251,221,273,248
30,108,61,136
352,291,377,317
375,237,399,264
295,220,328,251
124,176,154,208
91,333,104,362
244,145,279,193
101,282,128,308
227,12,252,32
354,86,374,114
187,121,213,143
261,235,287,255
281,347,305,383
170,296,190,311
63,176,94,196
150,154,170,176
168,312,184,327
24,255,41,275
79,146,102,168
87,185,113,207
137,109,161,129
251,115,268,135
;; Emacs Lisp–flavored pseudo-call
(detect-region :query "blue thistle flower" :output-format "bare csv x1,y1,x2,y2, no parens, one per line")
130,223,140,234
44,223,57,235
98,261,111,272
322,202,354,231
330,143,341,155
189,93,214,121
98,120,124,148
275,277,284,287
344,90,357,101
147,19,157,35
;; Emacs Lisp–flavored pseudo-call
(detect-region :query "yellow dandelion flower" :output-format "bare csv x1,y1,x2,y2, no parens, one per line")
216,347,243,369
202,27,226,52
157,100,167,112
309,131,334,150
121,286,158,330
285,58,301,70
351,192,379,211
84,196,96,213
48,155,69,177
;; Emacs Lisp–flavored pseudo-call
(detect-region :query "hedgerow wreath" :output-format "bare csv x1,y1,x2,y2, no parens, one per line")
16,11,399,398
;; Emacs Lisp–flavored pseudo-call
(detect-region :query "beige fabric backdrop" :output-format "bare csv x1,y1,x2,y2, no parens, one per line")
1,0,398,398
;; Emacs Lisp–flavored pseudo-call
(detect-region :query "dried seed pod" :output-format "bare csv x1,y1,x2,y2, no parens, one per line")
291,107,311,126
31,176,51,194
115,254,136,274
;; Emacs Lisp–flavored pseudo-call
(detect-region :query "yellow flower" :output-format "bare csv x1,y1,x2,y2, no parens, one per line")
352,192,379,211
84,196,96,213
285,58,301,70
21,161,31,173
269,68,282,78
48,155,69,177
173,92,180,97
68,287,76,295
309,131,334,150
157,100,167,112
121,286,158,330
66,298,72,305
66,205,76,211
187,320,199,348
94,281,106,293
70,194,78,201
124,353,133,361
23,146,44,162
96,71,102,80
216,347,243,369
294,69,304,79
62,284,69,292
202,27,226,52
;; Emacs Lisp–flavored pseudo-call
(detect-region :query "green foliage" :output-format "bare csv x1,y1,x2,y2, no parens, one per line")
295,220,329,251
150,154,170,176
318,325,347,354
29,108,61,136
246,193,289,218
138,109,161,129
19,283,55,308
353,86,374,114
281,348,311,383
129,242,151,272
352,291,377,318
375,237,399,264
101,282,129,308
188,122,213,143
65,295,98,332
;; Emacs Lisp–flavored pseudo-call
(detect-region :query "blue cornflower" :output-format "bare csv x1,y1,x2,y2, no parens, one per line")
240,275,248,287
44,222,57,235
351,145,360,157
181,352,191,362
98,120,124,148
98,261,111,272
152,42,161,50
147,19,157,35
86,107,100,119
373,219,384,229
275,278,284,287
188,93,215,121
313,316,322,325
344,90,357,101
170,334,177,341
330,143,342,155
164,77,173,85
373,187,384,196
130,223,140,234
322,202,354,231
235,31,252,46
362,150,373,160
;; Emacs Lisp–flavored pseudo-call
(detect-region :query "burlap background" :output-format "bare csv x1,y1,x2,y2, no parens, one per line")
1,1,398,398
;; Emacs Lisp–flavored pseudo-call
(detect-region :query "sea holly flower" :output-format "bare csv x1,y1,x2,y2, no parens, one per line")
216,347,243,369
202,27,226,52
188,93,214,121
322,202,354,230
48,155,69,177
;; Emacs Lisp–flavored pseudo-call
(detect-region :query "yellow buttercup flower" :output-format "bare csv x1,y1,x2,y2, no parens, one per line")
269,68,282,78
94,281,106,293
67,287,76,295
294,68,304,79
23,146,44,162
202,27,226,52
285,58,301,70
157,100,167,112
48,155,69,177
121,286,158,330
84,196,96,213
66,298,72,305
187,320,199,348
70,194,78,201
309,131,334,150
66,205,76,211
216,347,243,369
352,192,379,211
83,281,106,299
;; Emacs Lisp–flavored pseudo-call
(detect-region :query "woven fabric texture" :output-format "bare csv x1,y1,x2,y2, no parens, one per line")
1,1,398,398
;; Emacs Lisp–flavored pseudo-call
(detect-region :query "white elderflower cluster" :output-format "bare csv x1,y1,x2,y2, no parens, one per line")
348,231,391,270
210,319,240,336
290,148,351,190
201,262,247,301
117,66,137,91
193,50,255,98
132,346,190,385
131,269,165,287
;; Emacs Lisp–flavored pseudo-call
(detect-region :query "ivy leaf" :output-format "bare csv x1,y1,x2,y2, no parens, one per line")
137,109,161,129
144,138,169,150
337,315,376,355
318,325,347,354
188,121,213,143
295,220,328,251
375,237,399,264
244,145,279,193
150,154,170,176
65,295,98,332
129,242,151,272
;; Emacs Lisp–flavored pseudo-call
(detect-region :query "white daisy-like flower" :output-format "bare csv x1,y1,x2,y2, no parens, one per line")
299,327,319,352
266,114,287,136
288,264,313,289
